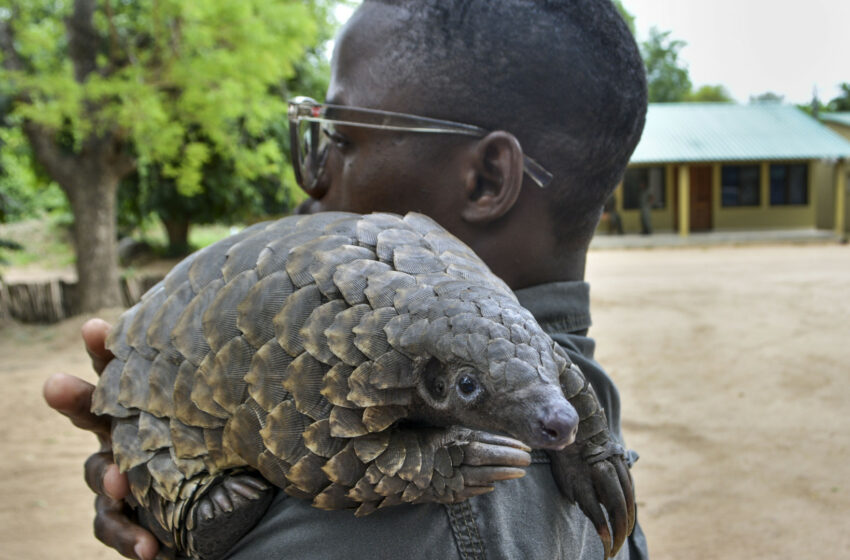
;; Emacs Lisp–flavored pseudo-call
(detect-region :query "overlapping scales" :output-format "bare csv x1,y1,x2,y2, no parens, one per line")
94,213,499,513
94,212,530,507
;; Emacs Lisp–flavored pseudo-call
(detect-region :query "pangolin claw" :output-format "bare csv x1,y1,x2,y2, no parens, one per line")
547,444,635,558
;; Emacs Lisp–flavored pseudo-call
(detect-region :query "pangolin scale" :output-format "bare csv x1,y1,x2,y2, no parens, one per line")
92,211,634,559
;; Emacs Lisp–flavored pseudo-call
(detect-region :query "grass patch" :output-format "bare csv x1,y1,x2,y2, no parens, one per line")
0,217,75,271
0,217,246,276
132,221,245,254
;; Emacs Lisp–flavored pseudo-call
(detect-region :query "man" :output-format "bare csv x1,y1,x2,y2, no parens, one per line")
44,0,649,558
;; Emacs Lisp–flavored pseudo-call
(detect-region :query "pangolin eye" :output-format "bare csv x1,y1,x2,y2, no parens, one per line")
457,375,478,396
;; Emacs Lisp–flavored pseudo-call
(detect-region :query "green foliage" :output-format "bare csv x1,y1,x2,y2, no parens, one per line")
0,126,69,222
641,27,692,103
117,121,300,246
684,84,733,103
749,92,784,104
0,237,22,266
1,0,325,197
827,83,850,112
107,0,341,252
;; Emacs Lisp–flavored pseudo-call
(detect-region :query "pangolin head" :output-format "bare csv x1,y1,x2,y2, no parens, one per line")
387,281,580,450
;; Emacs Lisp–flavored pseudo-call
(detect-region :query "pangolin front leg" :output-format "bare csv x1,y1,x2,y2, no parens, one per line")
171,427,531,555
548,361,636,558
318,426,532,516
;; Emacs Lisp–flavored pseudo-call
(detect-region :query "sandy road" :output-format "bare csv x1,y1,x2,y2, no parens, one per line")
1,243,847,559
587,244,850,559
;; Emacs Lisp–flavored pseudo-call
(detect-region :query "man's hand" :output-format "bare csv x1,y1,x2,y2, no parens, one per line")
42,318,160,560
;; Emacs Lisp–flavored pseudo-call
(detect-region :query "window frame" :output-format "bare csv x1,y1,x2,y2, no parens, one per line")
769,162,809,206
721,164,762,208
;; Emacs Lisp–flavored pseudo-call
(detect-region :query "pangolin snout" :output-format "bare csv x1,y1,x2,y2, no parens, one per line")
534,404,579,450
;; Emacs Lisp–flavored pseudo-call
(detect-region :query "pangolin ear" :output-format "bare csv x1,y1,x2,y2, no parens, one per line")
461,131,525,224
411,356,435,380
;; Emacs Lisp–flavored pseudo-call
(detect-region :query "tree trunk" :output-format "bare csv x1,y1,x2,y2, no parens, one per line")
161,216,191,257
4,2,134,315
63,172,123,313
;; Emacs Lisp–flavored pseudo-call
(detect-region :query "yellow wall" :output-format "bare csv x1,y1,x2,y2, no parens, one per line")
605,159,838,233
610,164,676,234
814,160,837,229
824,122,850,143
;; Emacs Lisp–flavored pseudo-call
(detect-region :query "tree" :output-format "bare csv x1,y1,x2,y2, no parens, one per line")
641,27,692,103
118,123,297,256
749,92,785,104
118,7,337,256
0,0,323,312
827,83,850,112
684,84,733,103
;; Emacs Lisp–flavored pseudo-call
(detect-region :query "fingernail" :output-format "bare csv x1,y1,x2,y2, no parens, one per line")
104,465,120,500
134,542,155,560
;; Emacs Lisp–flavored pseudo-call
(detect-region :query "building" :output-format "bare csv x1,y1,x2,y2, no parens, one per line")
608,103,850,236
821,112,850,142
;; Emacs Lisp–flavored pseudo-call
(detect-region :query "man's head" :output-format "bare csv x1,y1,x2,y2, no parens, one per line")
297,0,646,287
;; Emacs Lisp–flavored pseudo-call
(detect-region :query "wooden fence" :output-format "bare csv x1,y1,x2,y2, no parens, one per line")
0,275,164,324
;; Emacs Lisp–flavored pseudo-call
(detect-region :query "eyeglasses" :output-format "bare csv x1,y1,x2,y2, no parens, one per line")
287,96,553,191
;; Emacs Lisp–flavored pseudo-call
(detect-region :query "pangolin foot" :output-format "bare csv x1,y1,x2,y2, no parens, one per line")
547,438,635,558
184,473,275,560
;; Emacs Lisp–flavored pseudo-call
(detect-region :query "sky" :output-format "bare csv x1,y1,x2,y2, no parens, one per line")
621,0,850,104
336,1,849,106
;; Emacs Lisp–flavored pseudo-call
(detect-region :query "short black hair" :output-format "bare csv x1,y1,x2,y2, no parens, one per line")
362,0,647,246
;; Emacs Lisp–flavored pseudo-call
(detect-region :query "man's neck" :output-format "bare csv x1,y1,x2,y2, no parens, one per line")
469,234,588,290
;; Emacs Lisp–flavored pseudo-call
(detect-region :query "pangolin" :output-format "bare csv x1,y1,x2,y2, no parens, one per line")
91,211,635,559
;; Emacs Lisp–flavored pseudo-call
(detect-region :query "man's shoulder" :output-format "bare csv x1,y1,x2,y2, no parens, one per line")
226,466,608,560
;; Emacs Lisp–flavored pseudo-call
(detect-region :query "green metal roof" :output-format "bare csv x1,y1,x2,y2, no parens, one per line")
630,103,850,164
820,112,850,128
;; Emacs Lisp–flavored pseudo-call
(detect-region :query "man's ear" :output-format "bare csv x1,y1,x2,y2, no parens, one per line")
461,131,525,223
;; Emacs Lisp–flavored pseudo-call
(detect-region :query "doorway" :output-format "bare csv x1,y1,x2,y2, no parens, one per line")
675,165,713,231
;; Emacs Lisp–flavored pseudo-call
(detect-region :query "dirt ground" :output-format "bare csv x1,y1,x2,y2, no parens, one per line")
1,243,848,559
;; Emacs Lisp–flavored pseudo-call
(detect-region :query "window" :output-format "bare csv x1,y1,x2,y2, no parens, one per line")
770,163,808,205
721,165,761,207
623,167,666,210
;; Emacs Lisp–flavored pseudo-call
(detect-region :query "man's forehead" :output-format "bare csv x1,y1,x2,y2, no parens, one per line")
328,3,422,111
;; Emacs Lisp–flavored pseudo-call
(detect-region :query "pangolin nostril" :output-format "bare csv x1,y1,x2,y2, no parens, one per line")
540,421,562,440
539,408,579,448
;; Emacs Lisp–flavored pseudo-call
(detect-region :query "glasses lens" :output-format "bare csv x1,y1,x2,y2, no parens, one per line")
295,119,328,189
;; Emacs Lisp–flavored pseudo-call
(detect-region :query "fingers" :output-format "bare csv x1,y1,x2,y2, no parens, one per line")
592,461,628,557
463,441,531,468
85,452,130,500
43,373,112,438
82,318,114,375
94,495,159,560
